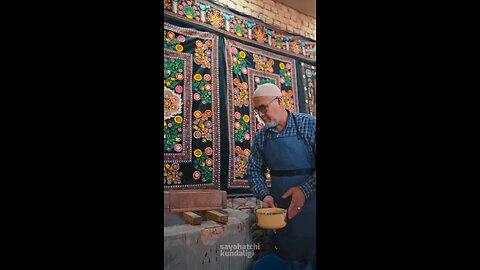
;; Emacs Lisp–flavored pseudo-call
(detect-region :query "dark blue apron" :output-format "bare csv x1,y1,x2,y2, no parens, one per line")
263,113,316,266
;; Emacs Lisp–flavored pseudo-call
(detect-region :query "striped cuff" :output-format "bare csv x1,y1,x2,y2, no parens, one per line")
297,184,311,199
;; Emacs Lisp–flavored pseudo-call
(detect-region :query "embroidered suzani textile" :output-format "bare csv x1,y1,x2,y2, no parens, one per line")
225,38,299,188
300,62,317,116
163,22,220,189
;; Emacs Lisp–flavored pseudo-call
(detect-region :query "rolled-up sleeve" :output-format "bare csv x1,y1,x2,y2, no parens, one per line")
298,172,316,199
247,134,270,200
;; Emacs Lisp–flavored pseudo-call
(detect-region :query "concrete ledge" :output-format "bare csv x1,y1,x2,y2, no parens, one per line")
164,209,254,270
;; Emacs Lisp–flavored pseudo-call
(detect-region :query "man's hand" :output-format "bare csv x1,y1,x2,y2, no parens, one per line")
262,195,276,208
281,187,305,219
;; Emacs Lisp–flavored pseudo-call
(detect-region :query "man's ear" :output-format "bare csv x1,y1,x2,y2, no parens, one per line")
277,96,285,106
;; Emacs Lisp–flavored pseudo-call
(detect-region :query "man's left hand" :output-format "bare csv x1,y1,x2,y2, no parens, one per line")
281,187,305,219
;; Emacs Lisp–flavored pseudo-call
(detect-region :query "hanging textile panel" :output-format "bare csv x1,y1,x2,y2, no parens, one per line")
225,38,299,189
164,22,220,190
164,0,317,61
300,62,317,116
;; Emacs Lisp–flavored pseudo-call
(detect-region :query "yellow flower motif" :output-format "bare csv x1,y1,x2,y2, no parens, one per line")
194,149,202,158
175,137,181,142
279,63,285,70
164,172,167,177
194,74,203,81
243,115,250,122
174,115,183,124
175,44,183,52
164,121,167,127
165,164,171,169
239,51,246,58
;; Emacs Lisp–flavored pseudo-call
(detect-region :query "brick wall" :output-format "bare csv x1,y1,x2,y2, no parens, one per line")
211,0,316,40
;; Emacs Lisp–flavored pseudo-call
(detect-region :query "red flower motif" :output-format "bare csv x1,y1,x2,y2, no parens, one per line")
175,85,183,93
193,171,201,180
174,144,182,152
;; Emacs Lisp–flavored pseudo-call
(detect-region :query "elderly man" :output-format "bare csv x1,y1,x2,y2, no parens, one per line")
247,84,316,269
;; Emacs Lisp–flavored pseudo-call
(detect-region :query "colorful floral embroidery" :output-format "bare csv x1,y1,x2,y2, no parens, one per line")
231,47,248,75
233,78,250,107
206,9,225,28
274,36,285,49
164,0,172,10
281,89,295,112
193,72,212,104
252,54,274,73
301,63,316,115
234,113,250,143
177,1,201,21
164,30,186,51
194,39,212,69
193,148,213,182
305,43,316,59
290,41,302,54
164,22,219,189
164,58,184,88
229,18,248,38
226,39,298,188
164,0,317,60
252,25,267,43
192,112,213,143
234,146,250,178
164,87,183,120
278,62,292,87
164,163,183,185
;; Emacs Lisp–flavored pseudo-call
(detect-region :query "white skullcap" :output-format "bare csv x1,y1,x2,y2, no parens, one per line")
253,83,282,97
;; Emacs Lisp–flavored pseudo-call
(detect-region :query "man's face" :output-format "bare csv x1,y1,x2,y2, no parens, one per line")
253,96,280,128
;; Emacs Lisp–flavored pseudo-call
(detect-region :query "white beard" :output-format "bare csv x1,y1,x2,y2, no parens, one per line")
265,120,278,128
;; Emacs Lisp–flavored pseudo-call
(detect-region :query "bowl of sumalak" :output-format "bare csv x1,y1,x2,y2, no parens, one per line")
255,208,287,229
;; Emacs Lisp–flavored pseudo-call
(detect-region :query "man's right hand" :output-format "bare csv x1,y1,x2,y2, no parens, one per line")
262,195,276,208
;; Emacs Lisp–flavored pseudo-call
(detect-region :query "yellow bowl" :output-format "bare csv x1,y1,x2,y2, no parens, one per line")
255,208,287,229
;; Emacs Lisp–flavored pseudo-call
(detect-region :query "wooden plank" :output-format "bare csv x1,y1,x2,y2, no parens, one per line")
205,210,228,223
164,190,227,212
182,211,202,225
167,206,223,213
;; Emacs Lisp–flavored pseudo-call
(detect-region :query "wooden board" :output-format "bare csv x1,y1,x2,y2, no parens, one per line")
205,210,228,223
164,190,227,212
182,211,202,225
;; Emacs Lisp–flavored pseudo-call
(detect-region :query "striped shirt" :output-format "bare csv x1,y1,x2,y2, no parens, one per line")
247,110,316,200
